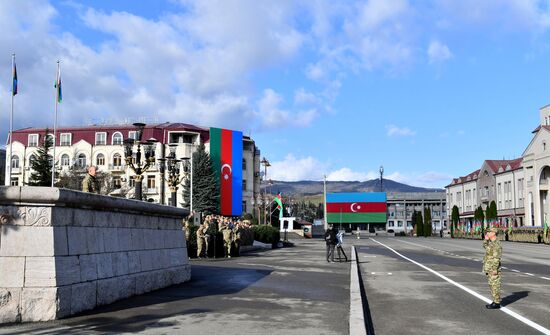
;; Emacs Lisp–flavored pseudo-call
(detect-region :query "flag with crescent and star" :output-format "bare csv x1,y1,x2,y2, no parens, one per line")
210,127,243,216
326,192,386,223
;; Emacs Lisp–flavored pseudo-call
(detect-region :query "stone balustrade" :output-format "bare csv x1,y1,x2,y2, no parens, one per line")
0,186,190,323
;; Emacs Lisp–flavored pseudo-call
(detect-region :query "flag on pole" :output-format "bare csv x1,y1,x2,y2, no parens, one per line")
12,61,17,96
55,66,62,103
273,193,283,219
326,192,386,223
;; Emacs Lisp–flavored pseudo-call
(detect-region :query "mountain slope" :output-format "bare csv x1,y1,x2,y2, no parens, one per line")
261,179,444,196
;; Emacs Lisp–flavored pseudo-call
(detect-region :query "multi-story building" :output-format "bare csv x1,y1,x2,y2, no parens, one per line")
4,123,261,215
446,104,550,228
386,192,447,233
0,149,5,186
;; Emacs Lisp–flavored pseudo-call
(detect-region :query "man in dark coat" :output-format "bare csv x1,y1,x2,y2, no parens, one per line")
324,227,337,263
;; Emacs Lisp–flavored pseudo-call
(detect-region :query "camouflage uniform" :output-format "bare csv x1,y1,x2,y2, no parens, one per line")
483,236,502,304
196,225,205,258
232,224,242,257
221,223,233,258
82,173,100,194
203,222,210,257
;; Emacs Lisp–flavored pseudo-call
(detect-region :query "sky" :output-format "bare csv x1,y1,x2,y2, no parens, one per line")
2,0,550,188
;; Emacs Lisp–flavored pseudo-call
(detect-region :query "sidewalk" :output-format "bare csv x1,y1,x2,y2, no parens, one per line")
0,239,351,335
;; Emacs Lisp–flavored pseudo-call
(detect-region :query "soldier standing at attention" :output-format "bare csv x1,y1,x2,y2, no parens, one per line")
221,222,233,258
82,166,100,194
196,224,205,259
483,227,502,309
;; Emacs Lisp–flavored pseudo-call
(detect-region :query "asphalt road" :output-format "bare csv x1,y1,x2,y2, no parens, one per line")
356,237,550,335
0,240,350,335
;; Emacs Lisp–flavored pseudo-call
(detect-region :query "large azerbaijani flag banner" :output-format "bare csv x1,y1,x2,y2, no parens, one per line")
210,127,243,216
326,192,387,223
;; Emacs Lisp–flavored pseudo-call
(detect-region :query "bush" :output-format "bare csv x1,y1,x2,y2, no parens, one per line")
252,225,280,246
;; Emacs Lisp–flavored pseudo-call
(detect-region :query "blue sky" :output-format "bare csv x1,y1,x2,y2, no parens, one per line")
2,1,550,188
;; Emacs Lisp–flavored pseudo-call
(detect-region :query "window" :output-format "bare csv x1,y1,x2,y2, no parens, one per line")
112,176,122,189
60,133,71,146
397,221,403,227
112,132,123,145
11,155,19,168
242,179,247,191
129,131,139,141
10,178,18,186
113,153,122,167
388,221,394,227
129,176,135,188
147,175,156,190
28,134,39,147
61,154,70,166
95,132,107,145
242,158,247,170
77,153,87,168
96,153,105,166
242,201,247,213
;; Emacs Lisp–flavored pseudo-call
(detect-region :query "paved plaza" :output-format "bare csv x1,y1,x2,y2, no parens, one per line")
1,236,550,334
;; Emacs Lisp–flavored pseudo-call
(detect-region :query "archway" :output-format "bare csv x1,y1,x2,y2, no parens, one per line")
539,166,550,226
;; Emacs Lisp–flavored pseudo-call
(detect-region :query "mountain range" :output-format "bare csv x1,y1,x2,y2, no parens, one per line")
261,178,444,196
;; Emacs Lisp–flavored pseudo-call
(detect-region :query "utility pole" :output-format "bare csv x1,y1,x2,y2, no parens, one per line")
379,165,384,192
324,174,328,230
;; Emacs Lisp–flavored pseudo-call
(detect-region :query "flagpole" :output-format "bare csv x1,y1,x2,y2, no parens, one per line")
51,60,60,187
323,174,328,230
8,54,15,186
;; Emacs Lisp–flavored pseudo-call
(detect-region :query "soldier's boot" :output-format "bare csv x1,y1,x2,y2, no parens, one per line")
485,302,501,309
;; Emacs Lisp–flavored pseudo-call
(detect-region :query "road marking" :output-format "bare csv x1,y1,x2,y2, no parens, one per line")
511,269,520,273
363,255,377,258
370,238,550,335
541,277,550,281
525,273,535,276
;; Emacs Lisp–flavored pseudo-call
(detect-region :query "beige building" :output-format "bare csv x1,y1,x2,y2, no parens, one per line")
5,123,261,216
446,104,550,228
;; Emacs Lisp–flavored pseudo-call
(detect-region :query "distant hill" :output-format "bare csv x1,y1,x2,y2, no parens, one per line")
261,178,444,196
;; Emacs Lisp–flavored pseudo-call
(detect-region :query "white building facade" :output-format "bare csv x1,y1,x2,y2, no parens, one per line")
5,123,261,216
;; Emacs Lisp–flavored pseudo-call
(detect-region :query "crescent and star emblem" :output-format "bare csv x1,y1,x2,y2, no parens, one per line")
221,164,232,180
350,202,361,212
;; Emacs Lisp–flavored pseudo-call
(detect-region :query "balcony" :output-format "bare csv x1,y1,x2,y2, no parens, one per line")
145,187,159,194
109,164,126,171
10,167,21,174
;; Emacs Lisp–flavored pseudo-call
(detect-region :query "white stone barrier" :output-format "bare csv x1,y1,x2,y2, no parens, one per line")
0,186,191,323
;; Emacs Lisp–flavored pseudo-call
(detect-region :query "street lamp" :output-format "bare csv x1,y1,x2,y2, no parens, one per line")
158,144,185,207
181,155,193,213
260,157,271,225
123,123,156,201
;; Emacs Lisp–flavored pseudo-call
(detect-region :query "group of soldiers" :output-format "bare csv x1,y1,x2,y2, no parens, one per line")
185,215,249,259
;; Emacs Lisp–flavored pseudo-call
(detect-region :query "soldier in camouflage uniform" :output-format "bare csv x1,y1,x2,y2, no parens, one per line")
82,166,100,194
196,224,206,259
483,227,502,309
232,222,242,257
220,221,233,258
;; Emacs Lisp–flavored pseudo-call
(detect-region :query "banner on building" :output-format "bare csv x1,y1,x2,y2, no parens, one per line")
326,192,387,223
210,127,243,216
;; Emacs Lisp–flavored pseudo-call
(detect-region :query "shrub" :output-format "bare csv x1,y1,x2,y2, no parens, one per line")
252,225,280,246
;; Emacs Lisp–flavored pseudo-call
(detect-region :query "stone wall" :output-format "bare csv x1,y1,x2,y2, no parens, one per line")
0,186,190,323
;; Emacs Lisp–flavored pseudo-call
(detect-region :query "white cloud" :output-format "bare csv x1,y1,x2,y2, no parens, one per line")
385,171,452,188
326,168,378,182
428,40,453,64
269,154,327,181
256,89,318,129
386,124,416,137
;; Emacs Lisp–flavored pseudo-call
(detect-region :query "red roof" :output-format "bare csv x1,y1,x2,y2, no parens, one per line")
11,122,211,147
485,158,523,174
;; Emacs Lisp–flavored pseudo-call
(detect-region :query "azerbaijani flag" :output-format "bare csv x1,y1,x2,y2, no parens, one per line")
210,127,242,216
55,66,62,103
274,193,283,219
12,61,17,96
326,192,386,223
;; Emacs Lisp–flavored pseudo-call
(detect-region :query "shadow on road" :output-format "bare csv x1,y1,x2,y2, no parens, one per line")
5,265,272,335
501,291,530,307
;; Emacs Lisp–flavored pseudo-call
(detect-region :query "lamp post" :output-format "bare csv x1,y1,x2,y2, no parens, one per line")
181,155,193,213
123,123,156,201
260,157,270,225
158,144,185,207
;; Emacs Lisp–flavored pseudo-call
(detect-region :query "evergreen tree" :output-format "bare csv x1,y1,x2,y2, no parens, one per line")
451,205,460,238
424,207,432,237
488,201,497,223
411,210,417,235
28,129,53,186
415,210,424,237
182,143,219,214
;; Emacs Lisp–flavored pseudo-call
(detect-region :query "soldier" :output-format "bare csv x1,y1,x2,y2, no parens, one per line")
221,222,233,258
183,220,191,259
203,222,210,258
196,224,205,259
483,227,502,309
82,166,100,194
233,222,242,257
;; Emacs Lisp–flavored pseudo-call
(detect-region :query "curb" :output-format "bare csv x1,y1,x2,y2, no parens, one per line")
349,245,367,335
